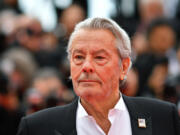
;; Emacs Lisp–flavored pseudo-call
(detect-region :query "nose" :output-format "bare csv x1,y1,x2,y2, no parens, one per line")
82,59,94,73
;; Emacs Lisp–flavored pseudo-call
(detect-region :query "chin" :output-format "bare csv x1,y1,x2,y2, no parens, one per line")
81,92,106,101
77,89,94,97
74,86,105,99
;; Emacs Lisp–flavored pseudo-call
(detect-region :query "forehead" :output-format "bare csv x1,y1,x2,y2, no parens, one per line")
151,25,173,34
71,29,117,53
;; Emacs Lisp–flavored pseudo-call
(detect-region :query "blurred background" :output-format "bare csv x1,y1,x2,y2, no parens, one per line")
0,0,180,134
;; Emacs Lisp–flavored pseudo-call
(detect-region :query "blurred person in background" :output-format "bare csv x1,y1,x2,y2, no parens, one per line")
9,15,43,53
34,32,63,69
145,19,176,55
131,0,179,61
0,70,24,135
134,18,177,95
140,56,169,99
0,47,38,101
140,55,179,106
131,0,165,60
24,68,74,114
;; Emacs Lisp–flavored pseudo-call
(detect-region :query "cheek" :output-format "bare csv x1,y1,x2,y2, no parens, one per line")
70,62,81,80
70,63,86,93
70,64,81,93
98,64,120,88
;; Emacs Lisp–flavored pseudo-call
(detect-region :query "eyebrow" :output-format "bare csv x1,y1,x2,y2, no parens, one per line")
93,49,109,55
73,49,85,54
72,49,109,55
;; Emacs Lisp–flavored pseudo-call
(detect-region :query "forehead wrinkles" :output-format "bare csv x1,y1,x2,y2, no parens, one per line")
71,29,117,52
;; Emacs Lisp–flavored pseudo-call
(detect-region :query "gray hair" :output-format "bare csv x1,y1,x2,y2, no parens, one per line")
67,17,131,60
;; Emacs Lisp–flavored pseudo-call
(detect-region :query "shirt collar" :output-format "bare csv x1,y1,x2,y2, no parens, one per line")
77,93,126,119
113,93,126,111
77,98,88,118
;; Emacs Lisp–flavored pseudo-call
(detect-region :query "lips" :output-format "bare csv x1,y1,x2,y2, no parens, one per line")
77,74,101,84
79,80,98,83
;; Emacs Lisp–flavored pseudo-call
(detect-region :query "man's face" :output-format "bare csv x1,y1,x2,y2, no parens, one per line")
149,25,175,54
70,29,123,100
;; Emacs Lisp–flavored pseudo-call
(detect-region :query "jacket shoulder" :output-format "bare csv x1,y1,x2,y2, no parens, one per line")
128,96,175,107
123,95,178,118
123,95,180,135
17,98,78,135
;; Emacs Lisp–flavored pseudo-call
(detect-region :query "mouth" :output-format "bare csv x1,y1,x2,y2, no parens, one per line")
78,80,99,87
79,80,99,83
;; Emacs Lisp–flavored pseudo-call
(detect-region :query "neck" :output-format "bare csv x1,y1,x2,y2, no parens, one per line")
80,91,120,134
81,92,120,117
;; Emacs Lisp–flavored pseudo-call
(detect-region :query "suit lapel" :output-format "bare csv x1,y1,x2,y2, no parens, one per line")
54,98,78,135
66,98,78,135
123,95,152,135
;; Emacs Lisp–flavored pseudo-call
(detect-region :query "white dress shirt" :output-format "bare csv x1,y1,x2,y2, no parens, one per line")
76,95,132,135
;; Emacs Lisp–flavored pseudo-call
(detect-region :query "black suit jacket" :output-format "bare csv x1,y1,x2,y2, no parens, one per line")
17,95,180,135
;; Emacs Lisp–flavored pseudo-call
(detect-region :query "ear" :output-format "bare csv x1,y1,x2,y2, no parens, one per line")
120,57,131,80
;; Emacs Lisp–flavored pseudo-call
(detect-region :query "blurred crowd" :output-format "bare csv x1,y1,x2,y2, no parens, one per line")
0,0,180,134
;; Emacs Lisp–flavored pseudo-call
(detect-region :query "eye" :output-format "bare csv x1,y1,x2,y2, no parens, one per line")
75,55,84,59
94,55,108,65
73,54,85,65
95,56,105,60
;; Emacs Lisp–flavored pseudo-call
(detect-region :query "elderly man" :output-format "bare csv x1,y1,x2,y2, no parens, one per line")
17,18,180,135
